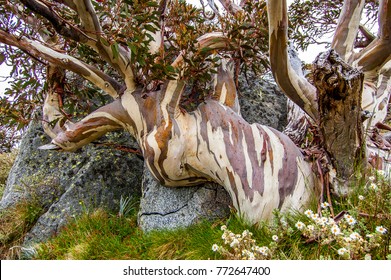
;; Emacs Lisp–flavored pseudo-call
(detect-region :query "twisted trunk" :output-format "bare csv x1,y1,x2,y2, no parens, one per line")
47,64,315,223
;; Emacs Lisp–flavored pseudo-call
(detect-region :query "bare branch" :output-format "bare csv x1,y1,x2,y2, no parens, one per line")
218,0,243,16
267,0,318,120
0,30,123,98
359,24,376,43
331,0,365,61
354,0,391,75
67,0,136,90
19,0,93,43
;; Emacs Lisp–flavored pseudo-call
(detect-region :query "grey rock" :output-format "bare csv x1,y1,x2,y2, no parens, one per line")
239,73,287,131
138,166,232,232
1,116,143,245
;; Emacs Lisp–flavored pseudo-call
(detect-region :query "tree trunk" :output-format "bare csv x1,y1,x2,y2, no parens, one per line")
313,49,366,195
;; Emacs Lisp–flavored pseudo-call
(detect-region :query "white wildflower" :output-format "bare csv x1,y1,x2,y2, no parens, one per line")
304,209,314,218
258,246,269,256
220,225,227,231
242,249,255,260
343,237,352,243
321,202,330,209
311,213,319,220
230,239,240,248
307,225,315,232
212,244,219,252
349,232,361,241
337,247,348,256
376,226,388,234
345,216,356,226
369,183,378,191
272,235,279,242
327,218,336,225
295,221,306,230
331,225,341,235
368,176,375,181
316,217,328,226
358,195,365,201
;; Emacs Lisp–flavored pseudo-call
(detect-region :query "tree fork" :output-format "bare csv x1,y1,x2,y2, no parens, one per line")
313,49,366,195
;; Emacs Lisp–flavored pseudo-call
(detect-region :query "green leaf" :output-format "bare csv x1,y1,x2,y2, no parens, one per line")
145,24,158,33
100,37,110,47
0,53,5,65
111,43,119,60
127,43,138,56
146,1,159,7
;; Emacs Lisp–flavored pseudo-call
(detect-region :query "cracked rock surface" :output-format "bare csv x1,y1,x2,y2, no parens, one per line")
138,166,232,232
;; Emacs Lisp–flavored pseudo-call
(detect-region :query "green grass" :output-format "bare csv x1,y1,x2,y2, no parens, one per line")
35,208,225,260
32,170,390,260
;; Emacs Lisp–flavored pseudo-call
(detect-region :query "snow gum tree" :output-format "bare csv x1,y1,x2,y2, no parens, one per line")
0,0,390,224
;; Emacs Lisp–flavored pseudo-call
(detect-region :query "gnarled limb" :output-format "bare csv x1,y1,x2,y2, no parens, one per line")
267,0,318,120
43,69,316,224
51,98,131,152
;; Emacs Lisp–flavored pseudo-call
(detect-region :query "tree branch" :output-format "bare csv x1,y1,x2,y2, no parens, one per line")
359,24,376,43
19,0,93,44
21,0,136,91
70,0,135,90
50,99,130,151
218,0,243,16
331,0,365,61
353,0,391,75
171,32,232,69
0,30,123,98
267,0,318,120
